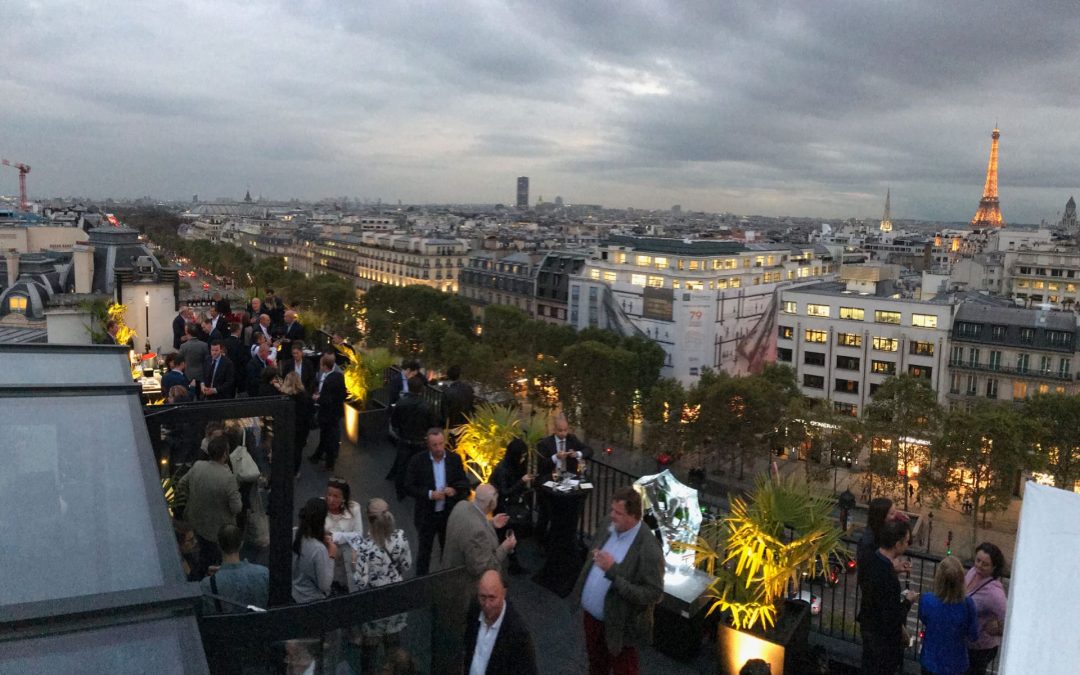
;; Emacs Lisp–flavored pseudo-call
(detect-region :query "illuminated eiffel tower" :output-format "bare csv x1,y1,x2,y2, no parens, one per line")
971,127,1005,228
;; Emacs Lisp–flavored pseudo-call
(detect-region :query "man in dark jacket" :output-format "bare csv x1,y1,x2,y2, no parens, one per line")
464,570,537,675
309,354,346,471
388,374,437,500
201,341,236,400
404,428,469,576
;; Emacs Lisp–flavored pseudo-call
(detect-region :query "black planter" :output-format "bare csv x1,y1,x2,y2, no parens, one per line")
717,598,811,675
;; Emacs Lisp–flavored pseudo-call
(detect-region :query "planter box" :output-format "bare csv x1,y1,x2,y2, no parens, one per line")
717,599,810,675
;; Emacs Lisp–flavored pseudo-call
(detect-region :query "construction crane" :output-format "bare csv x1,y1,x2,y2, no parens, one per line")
1,158,31,211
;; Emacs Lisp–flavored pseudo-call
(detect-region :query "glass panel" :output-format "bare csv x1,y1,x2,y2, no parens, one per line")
0,350,133,385
0,395,164,606
0,617,192,675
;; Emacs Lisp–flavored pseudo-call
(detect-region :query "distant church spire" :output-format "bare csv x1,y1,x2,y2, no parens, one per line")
1061,196,1077,230
971,127,1005,228
879,188,893,233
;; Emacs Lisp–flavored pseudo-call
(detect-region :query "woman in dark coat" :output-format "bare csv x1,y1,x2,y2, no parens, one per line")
274,372,311,475
491,438,534,574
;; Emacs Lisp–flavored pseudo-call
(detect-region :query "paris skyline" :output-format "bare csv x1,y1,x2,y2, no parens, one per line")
5,1,1080,223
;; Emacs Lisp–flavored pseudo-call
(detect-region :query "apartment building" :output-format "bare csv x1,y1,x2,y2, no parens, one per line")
534,250,587,324
946,303,1080,403
458,250,543,319
777,265,953,416
353,233,469,293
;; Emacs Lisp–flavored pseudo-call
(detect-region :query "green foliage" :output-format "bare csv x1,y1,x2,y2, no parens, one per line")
642,378,690,458
863,375,942,510
929,401,1035,556
556,340,638,443
1023,394,1080,490
677,475,845,631
360,285,474,356
452,403,521,483
338,346,394,405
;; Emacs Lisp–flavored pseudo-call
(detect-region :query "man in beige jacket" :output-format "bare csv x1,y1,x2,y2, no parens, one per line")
176,433,241,575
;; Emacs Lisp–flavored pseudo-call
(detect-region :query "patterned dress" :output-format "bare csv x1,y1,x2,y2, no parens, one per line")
342,529,412,637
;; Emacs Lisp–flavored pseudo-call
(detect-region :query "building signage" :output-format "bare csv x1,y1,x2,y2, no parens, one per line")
643,286,674,322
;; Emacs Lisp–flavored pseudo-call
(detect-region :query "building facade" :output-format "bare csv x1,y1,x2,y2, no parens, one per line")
458,250,543,319
534,250,587,324
353,233,469,293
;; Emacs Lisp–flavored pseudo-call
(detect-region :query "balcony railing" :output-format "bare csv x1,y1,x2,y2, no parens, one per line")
948,359,1073,381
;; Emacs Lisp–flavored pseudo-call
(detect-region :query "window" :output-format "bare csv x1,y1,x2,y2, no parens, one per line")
1038,383,1051,395
839,306,864,320
1040,355,1052,374
807,303,831,317
589,269,601,280
967,375,978,395
803,374,824,389
804,351,826,366
782,300,797,314
836,355,860,370
646,275,664,288
986,378,998,399
1017,353,1029,374
777,348,792,362
654,257,669,269
874,310,901,324
950,373,962,394
988,350,1002,370
1061,358,1071,378
835,378,859,394
630,274,647,286
911,313,938,328
909,341,934,356
1013,381,1028,399
778,325,794,340
951,345,963,364
909,365,932,379
603,271,617,282
7,295,27,314
872,336,898,352
968,348,980,367
1048,330,1073,348
635,255,652,266
805,329,827,343
956,322,982,339
834,402,858,417
837,332,862,347
871,360,896,375
1019,327,1035,345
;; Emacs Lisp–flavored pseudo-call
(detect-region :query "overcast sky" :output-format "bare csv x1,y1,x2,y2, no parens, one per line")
5,1,1080,222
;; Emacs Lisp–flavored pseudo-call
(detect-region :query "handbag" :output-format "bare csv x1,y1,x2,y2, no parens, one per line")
231,444,261,483
505,495,533,527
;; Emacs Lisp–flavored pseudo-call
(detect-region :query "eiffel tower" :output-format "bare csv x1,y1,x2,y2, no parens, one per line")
971,127,1005,228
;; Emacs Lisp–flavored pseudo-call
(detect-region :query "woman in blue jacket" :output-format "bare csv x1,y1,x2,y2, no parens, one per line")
919,556,978,675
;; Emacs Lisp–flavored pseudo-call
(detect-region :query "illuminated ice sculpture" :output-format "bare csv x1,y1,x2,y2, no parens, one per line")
634,469,702,573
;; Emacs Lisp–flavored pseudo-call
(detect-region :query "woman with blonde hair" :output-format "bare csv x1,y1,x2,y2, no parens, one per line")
335,498,412,674
274,372,310,475
918,556,978,675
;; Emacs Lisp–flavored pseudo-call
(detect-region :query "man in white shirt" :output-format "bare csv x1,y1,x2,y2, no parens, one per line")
573,487,664,675
464,570,536,675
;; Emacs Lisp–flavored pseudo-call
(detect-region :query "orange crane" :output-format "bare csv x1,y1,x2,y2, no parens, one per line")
1,158,31,211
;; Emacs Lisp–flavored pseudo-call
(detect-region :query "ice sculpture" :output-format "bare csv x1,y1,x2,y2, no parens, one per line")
634,469,702,573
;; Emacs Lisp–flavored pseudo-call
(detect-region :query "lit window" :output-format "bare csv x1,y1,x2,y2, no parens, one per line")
647,275,664,288
911,313,938,328
872,337,898,352
837,332,862,347
874,310,901,324
805,329,827,343
615,252,627,264
654,257,669,269
603,271,617,282
839,306,864,320
7,295,28,314
630,274,647,286
689,260,701,270
730,278,741,288
807,304,831,317
685,280,704,290
909,341,934,356
871,360,896,375
589,269,601,280
782,301,797,314
636,255,652,266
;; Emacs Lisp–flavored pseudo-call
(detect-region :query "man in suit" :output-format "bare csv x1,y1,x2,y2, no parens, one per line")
101,320,122,345
175,434,242,575
224,322,247,371
572,486,664,675
444,484,516,590
172,307,194,350
464,570,537,675
309,354,346,471
161,352,189,393
278,309,305,353
245,341,273,396
179,323,210,385
201,316,225,344
388,359,424,404
201,340,236,400
251,313,274,347
536,414,593,541
404,428,469,576
284,341,315,394
388,374,438,499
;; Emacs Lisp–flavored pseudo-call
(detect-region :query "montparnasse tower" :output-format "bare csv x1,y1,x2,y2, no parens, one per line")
971,127,1005,228
879,188,893,233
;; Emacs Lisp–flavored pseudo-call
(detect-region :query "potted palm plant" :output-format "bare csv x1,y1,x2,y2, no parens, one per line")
451,403,521,484
338,346,394,444
679,474,845,674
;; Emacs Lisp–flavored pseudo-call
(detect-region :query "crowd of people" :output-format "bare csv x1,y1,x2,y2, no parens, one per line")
856,497,1009,675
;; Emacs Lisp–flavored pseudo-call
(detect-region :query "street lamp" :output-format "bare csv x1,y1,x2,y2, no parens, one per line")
144,290,151,352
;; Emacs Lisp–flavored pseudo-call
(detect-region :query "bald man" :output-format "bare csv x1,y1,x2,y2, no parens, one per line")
464,570,537,675
444,483,516,583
